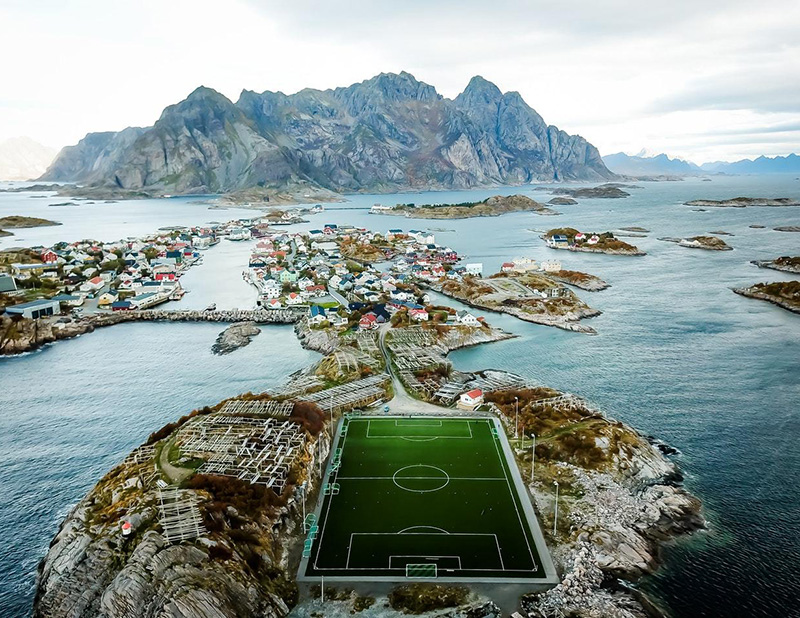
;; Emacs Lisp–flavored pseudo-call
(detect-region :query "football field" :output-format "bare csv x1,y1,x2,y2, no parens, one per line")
299,416,557,584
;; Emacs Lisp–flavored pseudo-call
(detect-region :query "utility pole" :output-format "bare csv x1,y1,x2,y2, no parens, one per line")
531,432,536,481
514,396,519,440
553,480,559,536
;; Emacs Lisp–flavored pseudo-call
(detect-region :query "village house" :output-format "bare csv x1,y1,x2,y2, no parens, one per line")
456,310,481,326
457,388,484,411
409,308,429,322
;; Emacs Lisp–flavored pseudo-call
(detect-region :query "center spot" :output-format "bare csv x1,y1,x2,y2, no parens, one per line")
392,464,450,493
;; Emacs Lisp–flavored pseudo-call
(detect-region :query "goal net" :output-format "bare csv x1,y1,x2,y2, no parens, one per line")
405,563,438,578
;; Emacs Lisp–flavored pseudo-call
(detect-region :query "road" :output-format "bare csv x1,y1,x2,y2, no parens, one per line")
377,324,463,416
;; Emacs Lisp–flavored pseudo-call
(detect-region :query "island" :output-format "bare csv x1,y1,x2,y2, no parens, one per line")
734,281,800,314
548,196,577,205
543,228,646,256
658,235,733,251
774,226,800,232
0,215,61,235
550,184,632,199
752,256,800,274
372,194,558,218
31,298,704,618
684,197,800,208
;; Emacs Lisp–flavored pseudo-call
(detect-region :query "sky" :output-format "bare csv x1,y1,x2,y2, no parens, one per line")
1,0,798,164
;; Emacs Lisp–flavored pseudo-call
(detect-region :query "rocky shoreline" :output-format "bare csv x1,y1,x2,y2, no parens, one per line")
751,257,800,274
734,283,800,315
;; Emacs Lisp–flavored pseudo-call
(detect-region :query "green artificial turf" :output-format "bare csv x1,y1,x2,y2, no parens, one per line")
303,417,545,580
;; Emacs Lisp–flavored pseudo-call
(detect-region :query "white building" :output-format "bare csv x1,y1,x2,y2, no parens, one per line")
541,260,562,273
457,388,484,411
465,263,483,277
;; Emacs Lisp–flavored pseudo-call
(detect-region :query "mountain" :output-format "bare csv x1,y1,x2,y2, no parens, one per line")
41,72,615,196
602,151,702,176
0,137,57,181
700,154,800,174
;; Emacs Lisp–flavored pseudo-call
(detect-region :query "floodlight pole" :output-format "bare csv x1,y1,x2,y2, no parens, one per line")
531,433,536,481
301,482,306,522
321,576,324,603
514,396,519,440
553,480,559,536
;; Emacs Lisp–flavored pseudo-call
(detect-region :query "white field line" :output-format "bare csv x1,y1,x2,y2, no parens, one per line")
489,426,537,569
389,555,463,569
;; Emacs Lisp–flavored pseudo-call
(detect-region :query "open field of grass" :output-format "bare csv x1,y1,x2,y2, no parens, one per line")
300,416,556,584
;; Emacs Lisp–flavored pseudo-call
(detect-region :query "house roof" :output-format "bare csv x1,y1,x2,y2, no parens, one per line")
463,388,483,399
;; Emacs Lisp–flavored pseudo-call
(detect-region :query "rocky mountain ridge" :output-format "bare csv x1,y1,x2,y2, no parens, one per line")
41,72,615,197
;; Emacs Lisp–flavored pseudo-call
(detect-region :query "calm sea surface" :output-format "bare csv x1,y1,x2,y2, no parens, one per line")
1,177,799,617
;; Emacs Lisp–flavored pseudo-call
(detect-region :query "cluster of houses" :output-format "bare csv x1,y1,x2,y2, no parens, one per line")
500,257,562,273
0,224,226,317
546,232,601,249
239,224,489,332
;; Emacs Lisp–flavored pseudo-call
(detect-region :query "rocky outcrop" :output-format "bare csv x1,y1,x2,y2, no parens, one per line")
211,321,261,355
551,184,632,199
658,236,733,251
734,281,800,314
42,73,615,196
752,256,800,274
684,197,800,208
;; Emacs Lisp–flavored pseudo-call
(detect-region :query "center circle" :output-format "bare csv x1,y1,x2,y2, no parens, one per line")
392,465,450,493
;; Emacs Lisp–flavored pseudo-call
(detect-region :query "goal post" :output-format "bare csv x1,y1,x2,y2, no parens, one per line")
405,563,438,578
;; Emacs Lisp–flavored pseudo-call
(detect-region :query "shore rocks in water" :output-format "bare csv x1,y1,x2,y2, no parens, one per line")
658,236,732,251
774,226,800,232
211,321,261,354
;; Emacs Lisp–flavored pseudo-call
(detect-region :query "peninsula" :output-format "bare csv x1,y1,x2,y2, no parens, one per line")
372,194,558,219
543,228,645,256
32,294,703,618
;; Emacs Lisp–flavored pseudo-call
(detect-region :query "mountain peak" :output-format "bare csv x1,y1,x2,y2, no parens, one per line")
459,75,503,103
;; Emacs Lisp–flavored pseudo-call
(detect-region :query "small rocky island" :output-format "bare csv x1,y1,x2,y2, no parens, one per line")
684,197,800,208
752,256,800,274
734,280,800,314
550,184,633,199
0,215,61,236
376,194,558,219
543,228,645,256
659,236,733,251
211,321,261,354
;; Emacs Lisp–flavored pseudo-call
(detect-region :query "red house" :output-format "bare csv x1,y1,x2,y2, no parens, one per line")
41,249,58,263
359,313,379,330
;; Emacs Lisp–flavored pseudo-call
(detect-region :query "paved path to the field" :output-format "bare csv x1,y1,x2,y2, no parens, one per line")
378,325,470,417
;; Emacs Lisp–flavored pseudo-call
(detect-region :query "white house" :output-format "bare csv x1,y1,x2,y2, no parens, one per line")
457,388,484,410
465,263,483,277
456,310,481,326
285,292,304,306
541,260,562,273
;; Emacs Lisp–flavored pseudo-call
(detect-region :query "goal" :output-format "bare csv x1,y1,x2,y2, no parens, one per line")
405,563,438,578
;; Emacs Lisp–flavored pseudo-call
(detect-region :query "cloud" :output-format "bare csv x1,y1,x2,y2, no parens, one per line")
0,0,798,162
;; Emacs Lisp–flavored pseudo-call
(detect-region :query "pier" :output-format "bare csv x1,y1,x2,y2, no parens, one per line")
93,307,305,326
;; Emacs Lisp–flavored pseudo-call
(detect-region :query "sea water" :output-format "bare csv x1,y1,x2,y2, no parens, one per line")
0,176,798,616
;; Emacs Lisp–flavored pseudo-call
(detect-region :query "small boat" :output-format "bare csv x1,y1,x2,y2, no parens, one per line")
204,303,216,312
